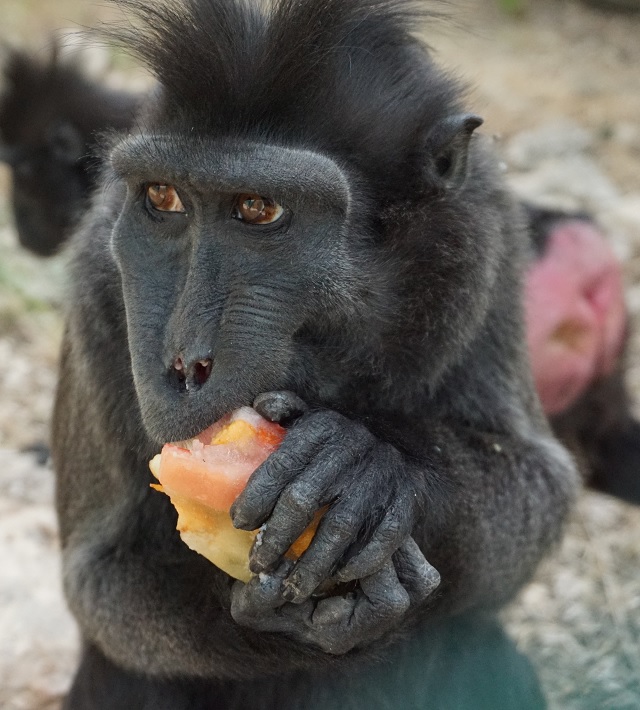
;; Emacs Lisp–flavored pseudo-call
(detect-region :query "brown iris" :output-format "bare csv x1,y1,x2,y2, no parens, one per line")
233,194,284,225
147,184,186,213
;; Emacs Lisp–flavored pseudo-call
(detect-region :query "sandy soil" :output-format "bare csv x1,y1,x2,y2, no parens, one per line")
0,1,639,709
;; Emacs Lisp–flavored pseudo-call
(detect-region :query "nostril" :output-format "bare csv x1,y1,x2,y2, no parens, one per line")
192,358,213,387
167,355,213,392
168,356,188,392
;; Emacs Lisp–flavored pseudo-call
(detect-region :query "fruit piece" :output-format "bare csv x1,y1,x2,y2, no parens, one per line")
150,406,321,582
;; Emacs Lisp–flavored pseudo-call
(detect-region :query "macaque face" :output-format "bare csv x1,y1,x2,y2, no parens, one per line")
109,136,354,444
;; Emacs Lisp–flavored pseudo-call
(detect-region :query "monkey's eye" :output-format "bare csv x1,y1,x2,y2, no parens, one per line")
233,194,284,225
146,184,186,213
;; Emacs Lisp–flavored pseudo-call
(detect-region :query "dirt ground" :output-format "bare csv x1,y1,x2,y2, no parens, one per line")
1,1,639,709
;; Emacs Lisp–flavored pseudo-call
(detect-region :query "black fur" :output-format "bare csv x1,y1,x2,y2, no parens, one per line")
520,202,591,256
0,48,139,255
45,0,578,706
552,366,640,504
65,615,545,710
522,204,640,504
4,53,639,505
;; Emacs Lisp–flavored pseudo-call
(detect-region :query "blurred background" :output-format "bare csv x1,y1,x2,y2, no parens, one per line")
0,1,639,709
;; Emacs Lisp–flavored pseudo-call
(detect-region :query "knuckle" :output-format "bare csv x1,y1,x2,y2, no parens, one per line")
251,539,279,564
263,451,298,483
309,596,352,626
306,410,344,440
315,409,343,428
253,390,306,423
230,595,253,623
323,509,356,543
344,548,385,580
395,590,411,615
336,562,367,584
378,516,403,546
415,565,441,598
280,484,314,517
286,563,323,595
379,588,410,617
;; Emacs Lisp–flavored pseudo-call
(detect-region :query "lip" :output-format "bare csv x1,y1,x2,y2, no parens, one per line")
170,413,235,448
137,379,254,446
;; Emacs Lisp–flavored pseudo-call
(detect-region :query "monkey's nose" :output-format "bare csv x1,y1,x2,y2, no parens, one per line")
168,355,213,392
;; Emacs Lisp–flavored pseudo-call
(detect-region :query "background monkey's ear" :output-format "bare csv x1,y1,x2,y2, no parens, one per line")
47,121,85,164
0,145,19,166
425,114,483,192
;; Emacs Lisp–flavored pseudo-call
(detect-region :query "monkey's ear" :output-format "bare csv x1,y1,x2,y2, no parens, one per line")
425,113,483,192
47,122,84,164
0,145,19,167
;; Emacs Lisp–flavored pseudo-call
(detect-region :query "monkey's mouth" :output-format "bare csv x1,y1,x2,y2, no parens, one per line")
148,406,286,582
136,341,294,444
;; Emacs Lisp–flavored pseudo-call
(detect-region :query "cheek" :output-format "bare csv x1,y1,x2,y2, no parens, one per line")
524,220,627,416
112,207,188,278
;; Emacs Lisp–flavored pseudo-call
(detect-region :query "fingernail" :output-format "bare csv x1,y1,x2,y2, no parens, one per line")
282,583,297,602
249,555,267,574
250,546,280,574
231,510,250,530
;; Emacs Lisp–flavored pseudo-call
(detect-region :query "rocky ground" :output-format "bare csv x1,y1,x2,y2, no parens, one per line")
1,1,639,709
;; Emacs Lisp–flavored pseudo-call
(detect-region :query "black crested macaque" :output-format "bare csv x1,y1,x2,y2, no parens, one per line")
0,48,139,255
523,203,640,504
4,43,639,510
1,44,637,514
50,0,579,707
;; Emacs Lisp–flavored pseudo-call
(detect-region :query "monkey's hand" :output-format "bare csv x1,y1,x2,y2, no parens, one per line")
231,538,439,654
229,391,440,649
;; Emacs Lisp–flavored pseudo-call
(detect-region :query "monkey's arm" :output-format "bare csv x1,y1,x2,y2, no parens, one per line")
53,203,577,669
228,386,578,653
53,338,338,679
53,251,439,676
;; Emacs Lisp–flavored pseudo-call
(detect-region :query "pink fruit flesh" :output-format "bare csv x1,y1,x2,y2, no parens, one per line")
153,407,286,512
